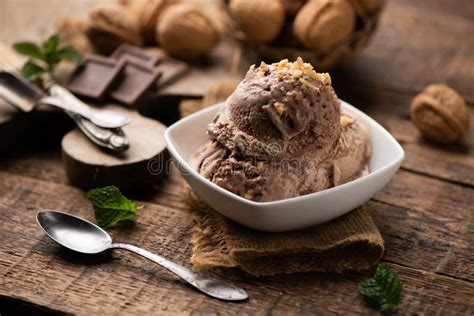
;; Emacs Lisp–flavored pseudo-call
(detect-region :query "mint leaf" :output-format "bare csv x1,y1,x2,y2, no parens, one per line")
87,185,138,229
13,33,82,84
13,42,43,59
42,34,60,54
21,60,46,80
57,45,83,63
359,264,402,313
44,51,62,67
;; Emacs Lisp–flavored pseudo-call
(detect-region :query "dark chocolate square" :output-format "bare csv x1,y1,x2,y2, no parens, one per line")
109,60,161,106
111,44,160,67
155,58,189,88
66,54,124,101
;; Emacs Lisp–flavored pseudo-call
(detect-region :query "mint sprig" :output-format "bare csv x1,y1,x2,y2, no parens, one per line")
13,34,82,83
87,185,138,229
359,264,403,313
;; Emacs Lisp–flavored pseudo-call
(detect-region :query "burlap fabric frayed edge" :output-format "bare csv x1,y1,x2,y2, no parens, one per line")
185,184,385,277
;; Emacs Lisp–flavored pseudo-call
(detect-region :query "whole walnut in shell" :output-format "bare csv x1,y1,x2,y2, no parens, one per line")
229,0,285,43
294,0,356,50
282,0,307,16
156,4,222,60
411,84,470,144
138,0,175,44
86,5,143,54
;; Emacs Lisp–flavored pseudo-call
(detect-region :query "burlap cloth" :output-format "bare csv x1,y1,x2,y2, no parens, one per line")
180,83,384,277
185,186,384,277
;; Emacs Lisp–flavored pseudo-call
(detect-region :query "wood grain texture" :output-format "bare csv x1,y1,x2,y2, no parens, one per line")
62,107,168,190
0,171,473,315
0,0,473,314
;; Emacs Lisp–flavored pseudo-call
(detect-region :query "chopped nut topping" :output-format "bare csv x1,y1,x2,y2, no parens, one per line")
293,70,303,78
244,191,254,200
299,78,311,87
254,57,333,87
278,59,289,68
316,73,332,86
340,115,355,127
273,102,286,115
256,61,270,77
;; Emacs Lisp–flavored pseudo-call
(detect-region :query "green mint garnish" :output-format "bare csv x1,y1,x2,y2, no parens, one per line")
359,264,403,313
13,34,82,83
87,185,138,229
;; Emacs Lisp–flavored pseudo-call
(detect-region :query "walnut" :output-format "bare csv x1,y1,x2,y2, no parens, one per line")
229,0,285,43
156,4,222,60
340,115,355,127
118,0,146,21
56,16,94,55
138,0,176,44
282,0,307,16
293,0,356,50
411,84,470,144
85,5,143,54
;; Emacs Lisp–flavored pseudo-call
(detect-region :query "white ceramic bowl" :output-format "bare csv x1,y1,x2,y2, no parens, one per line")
165,101,404,232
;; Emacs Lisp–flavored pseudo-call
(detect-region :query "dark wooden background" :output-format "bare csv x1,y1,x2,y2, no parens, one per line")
1,0,473,314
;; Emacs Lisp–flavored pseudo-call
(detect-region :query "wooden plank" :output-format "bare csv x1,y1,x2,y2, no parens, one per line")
1,0,473,314
332,0,474,103
0,171,473,315
374,170,474,219
334,80,474,187
369,200,474,282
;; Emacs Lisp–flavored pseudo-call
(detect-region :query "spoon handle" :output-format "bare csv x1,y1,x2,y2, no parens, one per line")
110,243,248,301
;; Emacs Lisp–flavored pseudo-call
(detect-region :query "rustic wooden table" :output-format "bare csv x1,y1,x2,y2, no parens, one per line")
1,0,473,315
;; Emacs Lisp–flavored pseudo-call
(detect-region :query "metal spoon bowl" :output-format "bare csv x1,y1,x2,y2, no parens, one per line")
37,210,248,301
0,71,131,129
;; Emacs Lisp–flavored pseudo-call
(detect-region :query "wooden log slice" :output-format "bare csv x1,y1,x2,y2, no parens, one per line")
62,106,168,190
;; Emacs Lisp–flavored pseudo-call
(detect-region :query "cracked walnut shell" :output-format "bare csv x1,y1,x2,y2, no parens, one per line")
86,5,143,54
157,4,222,60
294,0,356,50
411,84,470,144
138,0,176,44
229,0,285,43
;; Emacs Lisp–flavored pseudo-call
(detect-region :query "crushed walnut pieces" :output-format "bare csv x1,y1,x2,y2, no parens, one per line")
341,115,355,127
254,57,332,87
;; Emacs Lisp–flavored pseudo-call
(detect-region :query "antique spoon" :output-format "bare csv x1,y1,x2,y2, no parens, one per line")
0,71,131,129
36,210,248,301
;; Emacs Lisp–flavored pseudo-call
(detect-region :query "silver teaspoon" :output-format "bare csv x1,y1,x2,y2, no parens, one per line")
0,71,131,129
36,210,248,301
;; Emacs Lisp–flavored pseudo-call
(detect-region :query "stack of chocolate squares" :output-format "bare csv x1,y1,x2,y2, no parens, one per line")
66,44,188,107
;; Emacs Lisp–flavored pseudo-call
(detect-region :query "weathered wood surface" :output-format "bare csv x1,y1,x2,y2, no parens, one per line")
1,0,473,315
1,169,473,315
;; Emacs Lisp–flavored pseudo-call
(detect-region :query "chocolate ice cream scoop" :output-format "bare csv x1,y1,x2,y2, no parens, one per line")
193,58,371,202
208,58,341,160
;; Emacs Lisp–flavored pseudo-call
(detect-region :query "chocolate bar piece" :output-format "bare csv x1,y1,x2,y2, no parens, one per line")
109,60,161,106
155,58,188,88
66,54,124,101
111,44,160,67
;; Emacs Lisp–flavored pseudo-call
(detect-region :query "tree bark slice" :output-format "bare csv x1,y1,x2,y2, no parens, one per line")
61,106,168,190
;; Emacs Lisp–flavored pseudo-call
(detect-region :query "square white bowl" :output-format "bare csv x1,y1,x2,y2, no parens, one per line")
165,101,404,232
